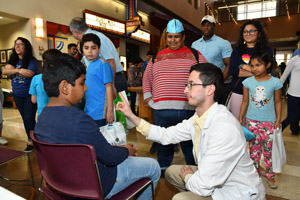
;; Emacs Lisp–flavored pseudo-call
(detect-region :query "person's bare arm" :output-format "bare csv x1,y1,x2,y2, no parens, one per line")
2,64,18,76
274,89,282,129
238,86,249,124
223,57,230,81
107,59,117,98
31,95,37,104
105,82,114,124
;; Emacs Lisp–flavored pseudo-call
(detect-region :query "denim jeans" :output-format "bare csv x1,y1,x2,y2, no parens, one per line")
105,156,160,200
282,94,300,131
13,94,37,141
153,109,196,169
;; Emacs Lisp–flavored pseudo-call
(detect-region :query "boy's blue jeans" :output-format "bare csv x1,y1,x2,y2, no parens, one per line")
105,156,160,200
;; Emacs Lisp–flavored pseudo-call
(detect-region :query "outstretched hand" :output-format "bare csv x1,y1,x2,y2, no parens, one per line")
115,92,141,127
115,92,134,118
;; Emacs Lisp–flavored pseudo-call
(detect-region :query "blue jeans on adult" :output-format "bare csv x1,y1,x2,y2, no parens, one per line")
105,156,160,200
282,94,300,131
154,109,196,169
13,94,37,141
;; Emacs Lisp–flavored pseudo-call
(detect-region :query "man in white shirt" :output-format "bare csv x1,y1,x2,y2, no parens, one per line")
116,63,265,200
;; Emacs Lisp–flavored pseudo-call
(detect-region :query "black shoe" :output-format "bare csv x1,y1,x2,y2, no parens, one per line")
174,144,180,153
149,143,157,154
24,145,34,153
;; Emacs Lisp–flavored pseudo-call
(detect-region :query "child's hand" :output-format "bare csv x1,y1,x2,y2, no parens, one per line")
238,118,243,125
275,121,281,129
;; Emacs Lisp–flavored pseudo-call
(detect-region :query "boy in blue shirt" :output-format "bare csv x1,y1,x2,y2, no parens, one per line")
29,49,61,117
82,33,114,127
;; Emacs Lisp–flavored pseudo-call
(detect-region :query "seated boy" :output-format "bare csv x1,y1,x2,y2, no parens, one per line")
29,49,61,117
82,33,114,127
34,54,160,199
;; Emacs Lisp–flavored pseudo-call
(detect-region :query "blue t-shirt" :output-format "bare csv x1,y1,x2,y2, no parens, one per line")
84,58,113,120
84,29,123,73
11,58,39,97
29,74,49,117
192,34,232,72
243,76,282,122
34,106,129,197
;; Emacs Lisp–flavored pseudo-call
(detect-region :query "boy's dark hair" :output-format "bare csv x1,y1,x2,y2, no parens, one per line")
42,49,61,62
42,54,86,97
68,43,77,49
190,63,224,102
82,33,101,48
134,57,144,65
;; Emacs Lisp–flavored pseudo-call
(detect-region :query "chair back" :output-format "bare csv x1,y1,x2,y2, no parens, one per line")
30,132,104,199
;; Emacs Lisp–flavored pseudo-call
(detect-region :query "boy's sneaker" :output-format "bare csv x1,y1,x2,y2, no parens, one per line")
24,145,34,153
0,137,8,145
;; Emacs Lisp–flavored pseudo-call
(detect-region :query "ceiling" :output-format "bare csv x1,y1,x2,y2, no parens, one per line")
0,12,26,27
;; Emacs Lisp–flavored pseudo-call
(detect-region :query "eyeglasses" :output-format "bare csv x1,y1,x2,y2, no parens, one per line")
185,82,208,90
15,43,24,47
243,30,258,35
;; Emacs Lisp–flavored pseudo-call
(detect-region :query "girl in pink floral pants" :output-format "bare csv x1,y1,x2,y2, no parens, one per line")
239,52,282,189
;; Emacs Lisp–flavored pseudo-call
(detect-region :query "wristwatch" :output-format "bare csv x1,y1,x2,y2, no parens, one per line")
239,64,243,69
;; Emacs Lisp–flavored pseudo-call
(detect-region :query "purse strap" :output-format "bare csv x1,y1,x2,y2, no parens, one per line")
225,78,241,106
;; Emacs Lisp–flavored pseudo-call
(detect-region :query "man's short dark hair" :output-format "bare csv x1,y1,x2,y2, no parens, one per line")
69,17,89,33
42,54,86,97
190,63,224,102
68,43,77,49
82,33,101,48
42,49,61,62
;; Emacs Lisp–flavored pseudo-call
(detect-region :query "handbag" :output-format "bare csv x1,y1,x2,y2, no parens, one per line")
241,126,255,141
272,127,286,173
99,122,127,146
225,78,241,110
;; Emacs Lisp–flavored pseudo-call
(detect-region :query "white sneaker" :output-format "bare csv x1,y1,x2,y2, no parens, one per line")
0,137,8,145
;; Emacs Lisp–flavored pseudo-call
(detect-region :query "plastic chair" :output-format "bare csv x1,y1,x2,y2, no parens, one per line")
0,147,35,187
30,132,154,200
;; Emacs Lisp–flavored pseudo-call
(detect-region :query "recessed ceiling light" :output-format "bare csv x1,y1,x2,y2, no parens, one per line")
0,16,3,19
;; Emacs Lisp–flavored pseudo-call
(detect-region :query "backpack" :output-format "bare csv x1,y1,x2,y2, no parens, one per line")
152,46,199,64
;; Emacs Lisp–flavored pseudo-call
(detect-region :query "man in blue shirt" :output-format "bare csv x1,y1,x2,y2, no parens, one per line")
192,15,232,104
70,17,127,98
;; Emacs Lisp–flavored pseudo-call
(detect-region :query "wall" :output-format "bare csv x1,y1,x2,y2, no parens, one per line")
214,14,300,44
154,0,215,29
0,20,31,49
0,0,156,60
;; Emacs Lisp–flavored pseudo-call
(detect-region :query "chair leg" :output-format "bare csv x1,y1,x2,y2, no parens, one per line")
150,181,154,200
27,153,35,188
36,177,44,200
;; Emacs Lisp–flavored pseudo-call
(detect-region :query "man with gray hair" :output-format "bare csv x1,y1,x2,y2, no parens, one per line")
70,17,127,97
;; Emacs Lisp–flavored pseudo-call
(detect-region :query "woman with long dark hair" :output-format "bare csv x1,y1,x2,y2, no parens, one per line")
229,20,273,119
3,37,38,152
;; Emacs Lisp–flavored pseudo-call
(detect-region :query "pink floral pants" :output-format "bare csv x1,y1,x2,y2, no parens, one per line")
246,118,275,179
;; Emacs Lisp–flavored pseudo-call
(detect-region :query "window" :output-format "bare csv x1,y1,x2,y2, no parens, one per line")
194,0,198,10
237,1,277,20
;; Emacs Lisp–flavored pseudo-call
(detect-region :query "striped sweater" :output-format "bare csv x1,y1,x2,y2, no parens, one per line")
143,46,207,110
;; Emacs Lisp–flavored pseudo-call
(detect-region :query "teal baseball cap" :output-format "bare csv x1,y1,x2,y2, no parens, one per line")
166,19,184,33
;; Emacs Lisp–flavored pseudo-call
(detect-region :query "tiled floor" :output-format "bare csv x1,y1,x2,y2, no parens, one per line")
0,100,299,199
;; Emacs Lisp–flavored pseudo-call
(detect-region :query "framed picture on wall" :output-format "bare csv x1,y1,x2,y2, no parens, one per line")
7,49,13,61
0,51,7,64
